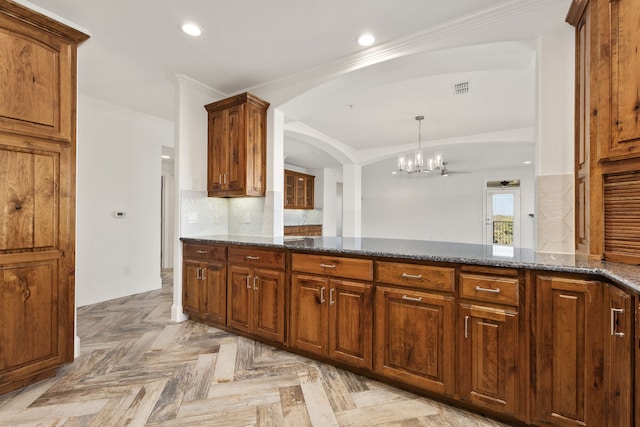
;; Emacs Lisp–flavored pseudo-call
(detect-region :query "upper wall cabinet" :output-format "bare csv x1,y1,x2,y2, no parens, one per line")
205,93,269,197
284,169,314,209
597,0,640,161
0,8,87,142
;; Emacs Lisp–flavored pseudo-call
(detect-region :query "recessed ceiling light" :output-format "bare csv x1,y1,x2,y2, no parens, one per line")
181,22,202,37
523,160,532,164
161,155,171,159
357,33,375,47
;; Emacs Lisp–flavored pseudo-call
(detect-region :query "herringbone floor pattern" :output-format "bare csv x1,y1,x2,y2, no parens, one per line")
0,272,510,426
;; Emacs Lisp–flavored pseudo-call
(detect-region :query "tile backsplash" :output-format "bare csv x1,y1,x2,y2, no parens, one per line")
180,190,228,236
283,208,323,226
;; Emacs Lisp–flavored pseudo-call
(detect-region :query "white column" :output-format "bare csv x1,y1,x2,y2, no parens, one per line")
535,23,575,253
342,164,362,238
321,168,338,236
264,107,285,236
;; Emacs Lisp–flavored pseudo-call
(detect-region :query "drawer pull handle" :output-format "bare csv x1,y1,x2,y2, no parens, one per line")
402,295,422,302
196,250,208,254
475,286,501,294
319,263,336,269
320,287,326,304
245,256,260,260
611,308,625,337
401,273,423,279
464,315,470,339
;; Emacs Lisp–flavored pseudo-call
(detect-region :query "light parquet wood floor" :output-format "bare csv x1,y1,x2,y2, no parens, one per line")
0,273,512,427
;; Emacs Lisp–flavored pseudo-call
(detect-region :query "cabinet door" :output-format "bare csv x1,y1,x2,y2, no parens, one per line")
225,104,245,193
374,286,455,395
290,273,328,356
605,285,632,427
285,173,295,207
459,304,519,417
603,0,640,159
182,260,203,317
0,261,58,372
536,276,605,426
227,265,252,333
245,103,265,196
295,175,305,207
207,108,227,193
305,176,314,209
252,268,285,343
202,262,226,326
0,146,57,251
328,280,372,369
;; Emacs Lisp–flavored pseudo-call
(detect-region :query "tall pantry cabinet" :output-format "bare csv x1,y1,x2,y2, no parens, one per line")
569,0,640,264
0,1,88,394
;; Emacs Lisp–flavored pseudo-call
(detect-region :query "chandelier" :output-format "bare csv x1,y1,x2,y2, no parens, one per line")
396,115,443,174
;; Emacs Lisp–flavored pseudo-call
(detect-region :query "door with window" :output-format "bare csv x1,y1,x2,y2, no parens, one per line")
485,187,521,248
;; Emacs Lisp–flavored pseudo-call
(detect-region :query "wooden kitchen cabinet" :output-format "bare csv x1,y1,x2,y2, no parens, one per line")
227,247,286,343
535,275,606,426
0,2,88,395
290,253,373,369
457,269,523,419
284,169,314,209
182,243,227,325
205,93,269,197
568,0,640,264
375,285,455,396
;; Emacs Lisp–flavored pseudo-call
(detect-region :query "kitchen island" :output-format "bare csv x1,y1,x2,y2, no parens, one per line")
181,235,640,426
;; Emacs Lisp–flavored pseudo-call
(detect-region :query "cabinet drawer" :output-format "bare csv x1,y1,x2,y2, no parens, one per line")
460,273,519,306
183,243,226,262
291,253,373,281
228,247,285,269
376,261,455,292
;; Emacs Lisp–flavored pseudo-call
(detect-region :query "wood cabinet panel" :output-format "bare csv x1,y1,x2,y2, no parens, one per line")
205,93,268,197
604,0,640,159
328,280,372,369
183,258,227,326
183,243,226,262
291,253,373,281
284,169,314,209
536,275,605,426
0,261,57,372
290,273,327,354
460,273,519,306
228,247,285,269
0,146,57,251
375,285,455,396
227,259,285,344
605,285,632,427
376,261,455,292
459,304,519,417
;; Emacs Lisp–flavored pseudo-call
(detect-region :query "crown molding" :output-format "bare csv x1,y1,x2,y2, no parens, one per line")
246,0,563,105
173,74,227,100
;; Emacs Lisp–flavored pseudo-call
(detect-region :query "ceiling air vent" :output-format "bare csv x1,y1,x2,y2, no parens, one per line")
452,81,471,95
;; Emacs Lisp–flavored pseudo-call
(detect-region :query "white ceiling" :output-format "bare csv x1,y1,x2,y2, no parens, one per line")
24,0,572,171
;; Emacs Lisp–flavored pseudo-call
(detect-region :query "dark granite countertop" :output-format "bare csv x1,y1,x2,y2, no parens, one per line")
181,235,640,293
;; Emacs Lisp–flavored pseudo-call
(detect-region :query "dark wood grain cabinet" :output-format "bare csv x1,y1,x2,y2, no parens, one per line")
569,0,640,264
374,261,456,396
458,269,524,419
227,247,286,344
0,1,88,395
290,254,373,369
182,243,227,326
284,169,314,209
535,274,633,426
205,93,269,197
181,240,640,426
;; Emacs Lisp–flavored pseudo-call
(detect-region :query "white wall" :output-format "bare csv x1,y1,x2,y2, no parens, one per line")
361,158,535,248
76,95,174,306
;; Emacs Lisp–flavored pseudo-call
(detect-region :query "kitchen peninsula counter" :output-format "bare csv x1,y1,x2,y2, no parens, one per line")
181,235,640,293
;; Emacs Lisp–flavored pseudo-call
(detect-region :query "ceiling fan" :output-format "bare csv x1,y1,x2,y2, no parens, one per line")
439,161,470,177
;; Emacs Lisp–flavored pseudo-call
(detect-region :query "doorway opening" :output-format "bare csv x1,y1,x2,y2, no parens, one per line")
485,180,521,249
161,146,175,285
